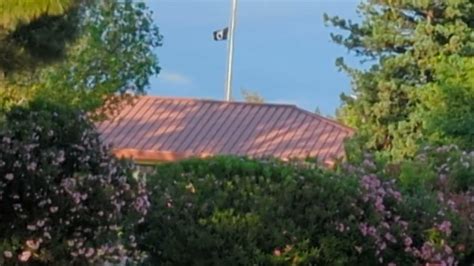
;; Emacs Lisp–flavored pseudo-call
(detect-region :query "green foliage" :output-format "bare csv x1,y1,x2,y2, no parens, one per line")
35,0,162,111
0,100,149,265
241,89,265,103
138,156,473,265
0,0,82,73
0,0,75,29
417,55,474,149
1,0,162,112
139,157,366,265
326,0,474,159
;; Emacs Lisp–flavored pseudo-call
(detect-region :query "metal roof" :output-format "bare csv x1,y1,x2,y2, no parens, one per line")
97,96,354,164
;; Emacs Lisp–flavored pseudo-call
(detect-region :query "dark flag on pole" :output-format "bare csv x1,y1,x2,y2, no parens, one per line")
213,27,229,41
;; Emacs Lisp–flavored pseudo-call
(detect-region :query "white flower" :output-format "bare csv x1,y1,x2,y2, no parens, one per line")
27,162,37,171
3,250,13,258
4,173,13,180
43,232,52,240
27,224,37,231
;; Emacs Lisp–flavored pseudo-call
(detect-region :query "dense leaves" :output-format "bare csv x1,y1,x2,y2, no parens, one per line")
326,0,474,159
34,0,162,111
138,155,472,265
0,101,149,265
1,0,162,112
139,157,364,265
0,0,82,73
0,0,75,29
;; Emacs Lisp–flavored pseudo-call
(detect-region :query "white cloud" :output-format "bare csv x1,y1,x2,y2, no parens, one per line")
159,70,192,86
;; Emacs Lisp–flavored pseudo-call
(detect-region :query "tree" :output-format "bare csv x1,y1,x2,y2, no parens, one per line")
0,0,82,73
0,0,75,29
241,89,264,103
1,0,162,112
418,55,474,148
326,0,474,159
314,106,321,115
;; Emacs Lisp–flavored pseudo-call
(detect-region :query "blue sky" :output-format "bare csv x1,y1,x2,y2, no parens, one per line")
145,0,361,115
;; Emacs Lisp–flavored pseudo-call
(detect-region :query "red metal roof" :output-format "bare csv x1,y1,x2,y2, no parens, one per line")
97,96,354,164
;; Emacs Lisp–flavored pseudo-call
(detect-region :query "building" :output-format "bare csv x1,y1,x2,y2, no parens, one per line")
97,96,354,165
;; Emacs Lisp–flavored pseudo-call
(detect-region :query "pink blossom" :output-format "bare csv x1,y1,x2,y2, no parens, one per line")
438,221,452,236
26,239,40,250
273,248,281,256
420,242,434,260
18,251,32,262
384,232,396,243
359,223,368,236
375,196,385,212
404,237,412,247
85,248,95,258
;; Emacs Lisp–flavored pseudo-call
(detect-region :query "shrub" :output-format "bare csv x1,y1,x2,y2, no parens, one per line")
0,101,149,265
140,155,472,265
139,157,366,265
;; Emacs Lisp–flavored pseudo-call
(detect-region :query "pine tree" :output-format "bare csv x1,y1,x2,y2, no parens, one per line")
326,0,474,159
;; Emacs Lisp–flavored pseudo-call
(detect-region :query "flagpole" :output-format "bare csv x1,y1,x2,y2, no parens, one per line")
225,0,237,101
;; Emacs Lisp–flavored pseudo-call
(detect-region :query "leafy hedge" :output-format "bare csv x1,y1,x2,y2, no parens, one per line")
0,101,149,265
138,155,473,265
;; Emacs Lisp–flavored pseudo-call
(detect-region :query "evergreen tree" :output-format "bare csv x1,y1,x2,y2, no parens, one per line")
326,0,474,159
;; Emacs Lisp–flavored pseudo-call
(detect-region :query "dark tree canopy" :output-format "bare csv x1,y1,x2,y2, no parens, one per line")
0,0,162,112
326,0,474,159
0,0,82,73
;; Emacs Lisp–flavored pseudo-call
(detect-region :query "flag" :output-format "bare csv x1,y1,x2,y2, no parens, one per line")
213,27,229,41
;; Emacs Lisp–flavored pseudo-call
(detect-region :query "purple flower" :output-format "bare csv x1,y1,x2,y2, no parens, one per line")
438,221,452,236
359,223,368,236
384,232,396,243
404,237,412,247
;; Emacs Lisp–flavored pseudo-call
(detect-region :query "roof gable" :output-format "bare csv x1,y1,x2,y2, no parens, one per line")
97,96,354,164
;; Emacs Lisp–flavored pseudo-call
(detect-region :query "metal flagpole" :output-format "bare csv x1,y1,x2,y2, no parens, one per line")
225,0,238,101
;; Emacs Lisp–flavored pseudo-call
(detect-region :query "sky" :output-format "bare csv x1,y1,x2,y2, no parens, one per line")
145,0,361,115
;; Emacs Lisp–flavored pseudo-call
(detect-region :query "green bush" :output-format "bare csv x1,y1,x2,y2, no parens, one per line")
0,101,149,265
139,154,473,265
138,157,365,265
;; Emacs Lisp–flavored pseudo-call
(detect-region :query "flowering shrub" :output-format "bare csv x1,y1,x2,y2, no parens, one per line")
342,153,472,266
140,154,472,265
0,101,149,265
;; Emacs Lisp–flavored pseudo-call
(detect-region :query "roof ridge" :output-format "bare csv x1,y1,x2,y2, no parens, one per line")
140,95,298,108
295,107,355,133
